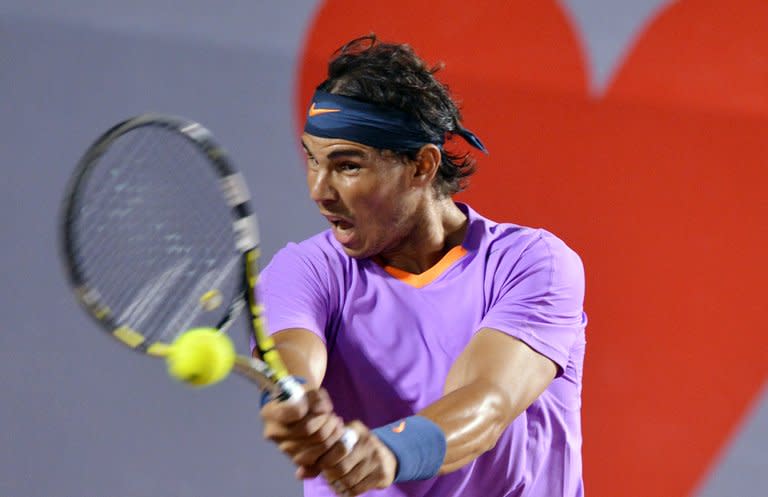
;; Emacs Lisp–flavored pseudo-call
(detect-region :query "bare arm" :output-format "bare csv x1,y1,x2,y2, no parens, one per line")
253,328,328,388
259,328,346,474
422,327,557,472
312,328,558,496
256,316,557,488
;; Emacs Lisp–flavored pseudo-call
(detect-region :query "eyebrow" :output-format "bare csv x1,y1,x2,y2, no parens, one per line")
328,149,367,160
301,141,367,161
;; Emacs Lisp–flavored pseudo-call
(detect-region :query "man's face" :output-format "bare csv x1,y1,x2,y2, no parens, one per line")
301,133,421,259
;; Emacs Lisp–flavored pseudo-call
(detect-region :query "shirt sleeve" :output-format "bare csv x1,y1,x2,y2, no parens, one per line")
256,242,333,344
478,231,586,375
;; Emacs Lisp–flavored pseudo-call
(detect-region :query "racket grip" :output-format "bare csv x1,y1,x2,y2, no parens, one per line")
275,375,306,403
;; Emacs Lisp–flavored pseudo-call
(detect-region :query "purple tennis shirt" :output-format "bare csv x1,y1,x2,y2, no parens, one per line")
259,203,587,497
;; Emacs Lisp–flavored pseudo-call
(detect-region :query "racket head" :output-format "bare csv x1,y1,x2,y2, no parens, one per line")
60,114,260,355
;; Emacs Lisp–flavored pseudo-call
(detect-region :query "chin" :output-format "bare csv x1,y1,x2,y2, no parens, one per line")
339,240,380,260
340,245,369,259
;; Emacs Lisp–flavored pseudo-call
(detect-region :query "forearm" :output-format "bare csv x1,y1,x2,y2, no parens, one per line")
260,328,328,388
259,329,348,479
419,379,511,472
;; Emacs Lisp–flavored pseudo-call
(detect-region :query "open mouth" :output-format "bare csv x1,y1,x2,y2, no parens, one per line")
325,215,356,245
331,218,353,230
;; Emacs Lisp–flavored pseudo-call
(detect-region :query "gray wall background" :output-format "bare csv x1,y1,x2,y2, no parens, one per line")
1,1,765,496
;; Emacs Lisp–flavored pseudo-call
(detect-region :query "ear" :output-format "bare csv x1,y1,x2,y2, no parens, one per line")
411,144,441,187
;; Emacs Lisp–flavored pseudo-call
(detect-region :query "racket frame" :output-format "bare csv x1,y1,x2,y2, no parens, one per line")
60,114,299,398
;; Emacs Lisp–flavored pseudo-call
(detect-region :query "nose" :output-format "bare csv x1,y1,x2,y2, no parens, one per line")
308,168,337,204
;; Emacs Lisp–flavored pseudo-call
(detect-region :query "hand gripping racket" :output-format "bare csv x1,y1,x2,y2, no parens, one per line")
61,114,305,405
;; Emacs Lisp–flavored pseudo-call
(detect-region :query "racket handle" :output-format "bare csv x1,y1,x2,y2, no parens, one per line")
275,375,306,403
232,356,306,404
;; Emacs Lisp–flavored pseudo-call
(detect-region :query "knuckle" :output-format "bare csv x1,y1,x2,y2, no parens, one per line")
289,424,310,438
309,412,331,430
302,466,321,479
320,440,348,468
347,483,365,496
278,441,298,456
284,406,304,422
306,431,329,447
263,426,278,440
320,421,344,445
349,420,366,431
297,423,318,439
336,458,357,476
292,453,313,466
329,461,348,477
329,479,346,496
296,413,325,437
297,446,330,467
340,474,364,493
357,427,371,442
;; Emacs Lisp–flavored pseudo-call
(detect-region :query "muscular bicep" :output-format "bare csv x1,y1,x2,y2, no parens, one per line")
419,328,556,472
445,328,557,411
265,328,328,388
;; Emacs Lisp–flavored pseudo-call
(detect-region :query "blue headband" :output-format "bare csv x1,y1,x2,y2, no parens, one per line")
303,90,488,154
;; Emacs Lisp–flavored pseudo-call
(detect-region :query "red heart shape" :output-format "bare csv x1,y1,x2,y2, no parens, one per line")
295,2,768,495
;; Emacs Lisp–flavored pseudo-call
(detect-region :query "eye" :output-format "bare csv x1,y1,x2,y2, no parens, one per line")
338,162,361,173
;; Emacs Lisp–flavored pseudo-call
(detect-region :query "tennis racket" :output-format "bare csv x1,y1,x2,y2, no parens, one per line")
59,114,302,400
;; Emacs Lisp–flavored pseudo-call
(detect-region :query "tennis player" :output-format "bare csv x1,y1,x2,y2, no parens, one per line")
259,35,587,497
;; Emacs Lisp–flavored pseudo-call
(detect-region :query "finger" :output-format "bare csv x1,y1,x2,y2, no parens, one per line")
278,414,344,451
315,422,367,470
263,417,314,442
335,457,372,491
283,422,346,467
329,478,349,497
281,438,332,464
298,424,356,469
313,437,357,474
306,427,358,475
262,389,340,443
265,409,341,442
291,410,339,438
294,424,359,479
297,444,352,480
295,464,322,479
346,470,382,496
305,388,335,415
321,443,367,483
260,395,309,423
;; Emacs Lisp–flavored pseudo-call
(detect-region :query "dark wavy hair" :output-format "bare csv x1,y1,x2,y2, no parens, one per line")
316,34,477,196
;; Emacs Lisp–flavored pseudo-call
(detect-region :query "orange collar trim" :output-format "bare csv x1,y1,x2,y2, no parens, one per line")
379,245,468,289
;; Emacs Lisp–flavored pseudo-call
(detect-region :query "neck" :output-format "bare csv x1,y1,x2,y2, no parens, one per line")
378,199,468,274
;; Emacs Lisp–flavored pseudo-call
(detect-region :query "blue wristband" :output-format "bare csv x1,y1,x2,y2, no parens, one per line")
372,415,447,482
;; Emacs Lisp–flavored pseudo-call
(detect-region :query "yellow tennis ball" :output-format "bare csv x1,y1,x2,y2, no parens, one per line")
166,328,235,387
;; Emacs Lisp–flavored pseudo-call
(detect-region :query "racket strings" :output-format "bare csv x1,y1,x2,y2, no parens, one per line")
104,132,237,340
78,131,195,312
71,126,241,343
78,132,173,299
